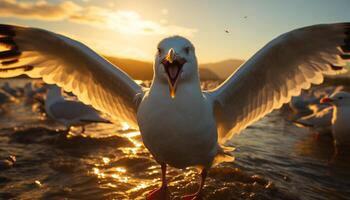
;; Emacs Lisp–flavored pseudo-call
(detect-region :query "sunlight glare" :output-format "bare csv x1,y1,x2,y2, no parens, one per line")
121,122,130,131
102,157,110,164
115,167,127,173
111,174,129,183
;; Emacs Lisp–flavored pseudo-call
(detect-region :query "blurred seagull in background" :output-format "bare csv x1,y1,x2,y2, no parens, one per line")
289,86,344,120
321,91,350,153
0,23,349,199
293,105,333,137
291,86,344,136
45,85,111,133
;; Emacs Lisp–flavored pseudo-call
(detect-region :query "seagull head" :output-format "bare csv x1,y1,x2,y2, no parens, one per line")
154,36,198,98
320,91,350,107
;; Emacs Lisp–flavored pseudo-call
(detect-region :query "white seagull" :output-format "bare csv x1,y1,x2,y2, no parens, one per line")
321,91,350,150
0,23,349,199
45,84,110,132
293,105,333,136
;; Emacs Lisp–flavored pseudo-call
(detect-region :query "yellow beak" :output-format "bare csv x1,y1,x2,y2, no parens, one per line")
165,48,176,63
164,48,177,98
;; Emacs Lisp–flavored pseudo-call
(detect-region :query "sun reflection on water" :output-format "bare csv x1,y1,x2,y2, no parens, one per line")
102,157,110,164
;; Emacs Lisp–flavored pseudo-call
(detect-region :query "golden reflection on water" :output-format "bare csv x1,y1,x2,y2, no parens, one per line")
121,122,131,131
111,173,129,183
125,131,143,148
115,167,127,173
102,157,110,164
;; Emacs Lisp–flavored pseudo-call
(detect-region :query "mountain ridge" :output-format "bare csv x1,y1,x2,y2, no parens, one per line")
105,56,244,80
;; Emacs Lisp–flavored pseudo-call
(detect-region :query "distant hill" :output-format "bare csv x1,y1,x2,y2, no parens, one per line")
105,56,153,80
11,56,243,80
200,59,244,80
105,56,242,80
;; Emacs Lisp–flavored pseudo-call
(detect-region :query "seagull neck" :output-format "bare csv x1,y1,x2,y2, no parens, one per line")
47,86,64,103
150,77,203,99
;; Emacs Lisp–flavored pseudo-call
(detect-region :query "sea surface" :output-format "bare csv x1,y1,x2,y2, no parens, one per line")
0,79,349,200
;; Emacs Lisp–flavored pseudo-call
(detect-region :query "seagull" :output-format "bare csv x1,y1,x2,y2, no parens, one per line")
321,91,350,151
293,105,333,136
289,94,319,119
292,86,343,136
44,84,111,133
289,86,344,120
0,23,349,199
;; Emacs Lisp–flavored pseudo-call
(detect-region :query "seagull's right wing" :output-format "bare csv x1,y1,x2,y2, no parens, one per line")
0,24,143,127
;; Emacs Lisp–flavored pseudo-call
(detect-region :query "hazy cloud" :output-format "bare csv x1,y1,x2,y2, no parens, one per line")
0,0,197,36
0,0,81,21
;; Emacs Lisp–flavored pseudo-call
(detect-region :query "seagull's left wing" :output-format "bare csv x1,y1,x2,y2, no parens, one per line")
0,24,143,127
207,23,349,143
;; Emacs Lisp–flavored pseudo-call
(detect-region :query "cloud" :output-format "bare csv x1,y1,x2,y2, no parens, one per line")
0,0,81,21
57,31,151,61
0,0,197,37
161,8,168,15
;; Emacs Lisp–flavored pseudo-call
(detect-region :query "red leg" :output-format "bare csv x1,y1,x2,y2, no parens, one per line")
146,163,170,200
182,169,207,200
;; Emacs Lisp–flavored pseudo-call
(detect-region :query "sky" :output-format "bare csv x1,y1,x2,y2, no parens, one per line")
0,0,350,63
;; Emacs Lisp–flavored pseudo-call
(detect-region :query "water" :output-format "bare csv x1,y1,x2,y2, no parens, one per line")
0,79,349,200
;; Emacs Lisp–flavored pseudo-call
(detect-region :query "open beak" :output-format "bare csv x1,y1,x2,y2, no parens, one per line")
320,97,333,103
162,48,186,99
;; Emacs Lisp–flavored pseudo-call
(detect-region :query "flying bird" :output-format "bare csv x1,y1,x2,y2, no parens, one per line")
0,23,349,199
44,84,111,133
321,91,350,153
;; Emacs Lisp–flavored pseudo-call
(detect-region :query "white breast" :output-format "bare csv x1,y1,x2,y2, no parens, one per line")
332,106,350,146
137,82,218,169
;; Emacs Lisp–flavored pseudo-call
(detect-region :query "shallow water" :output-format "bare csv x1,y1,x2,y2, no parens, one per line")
0,80,349,200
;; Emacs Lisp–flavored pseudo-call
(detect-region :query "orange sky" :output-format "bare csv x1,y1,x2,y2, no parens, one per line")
1,0,350,62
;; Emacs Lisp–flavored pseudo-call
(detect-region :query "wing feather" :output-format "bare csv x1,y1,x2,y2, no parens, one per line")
208,23,350,143
0,24,143,127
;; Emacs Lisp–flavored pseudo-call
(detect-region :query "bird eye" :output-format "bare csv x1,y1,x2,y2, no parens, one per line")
184,46,190,54
157,48,162,55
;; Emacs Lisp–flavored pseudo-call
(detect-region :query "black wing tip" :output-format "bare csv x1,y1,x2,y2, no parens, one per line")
1,59,18,66
340,54,350,60
341,45,350,53
330,64,344,71
0,48,21,59
0,65,33,72
0,37,17,48
0,24,16,37
341,36,350,53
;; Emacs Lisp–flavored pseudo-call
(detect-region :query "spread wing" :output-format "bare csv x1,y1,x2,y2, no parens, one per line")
0,24,143,127
208,23,350,143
